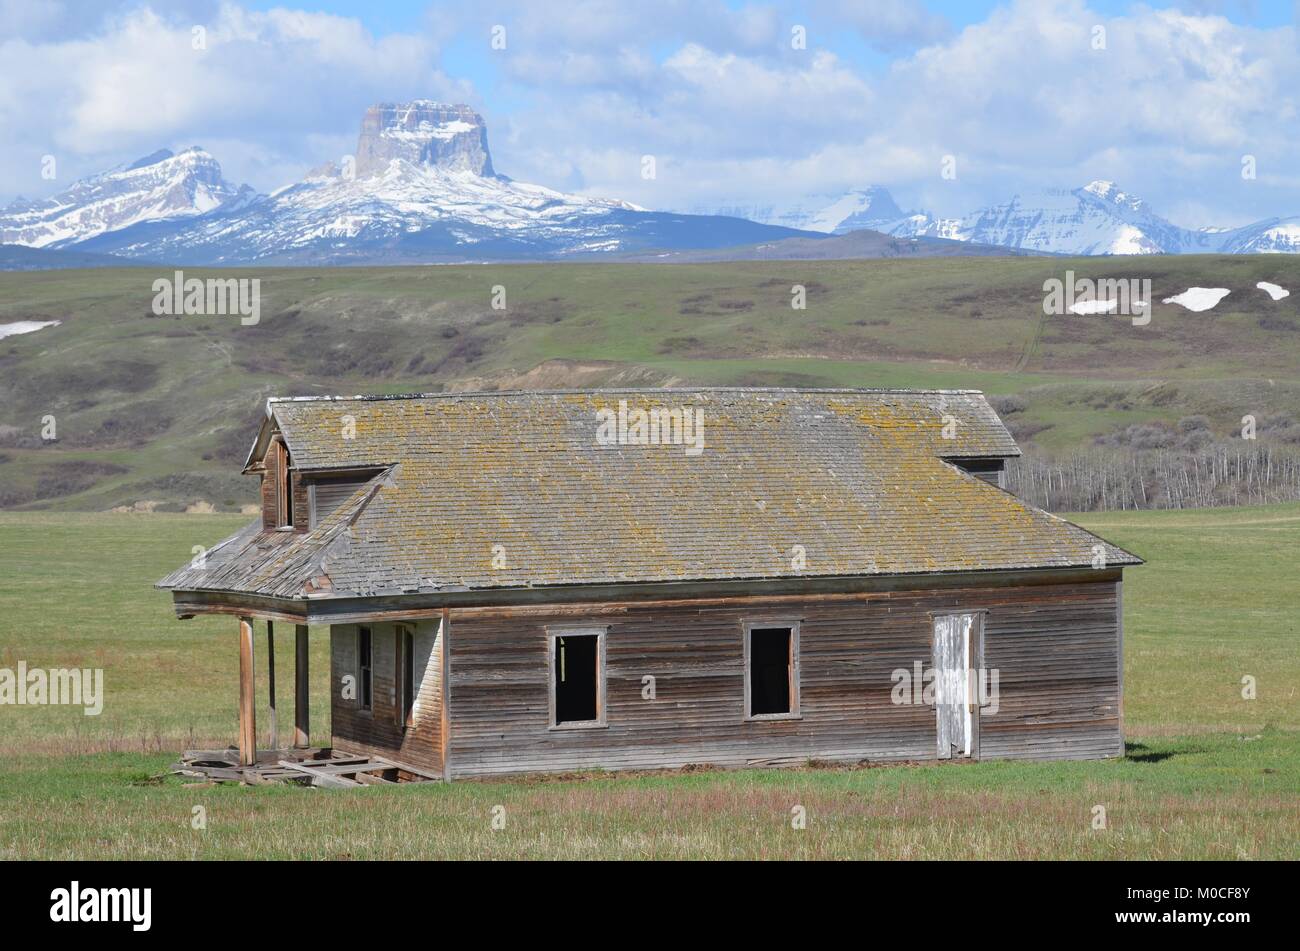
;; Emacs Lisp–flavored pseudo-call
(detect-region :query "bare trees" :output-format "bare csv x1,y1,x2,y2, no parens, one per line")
1005,442,1300,511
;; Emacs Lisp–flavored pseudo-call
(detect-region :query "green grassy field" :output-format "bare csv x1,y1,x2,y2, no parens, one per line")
0,506,1296,859
2,255,1299,511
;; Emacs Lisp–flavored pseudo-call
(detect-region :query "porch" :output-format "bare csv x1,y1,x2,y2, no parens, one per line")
185,615,435,786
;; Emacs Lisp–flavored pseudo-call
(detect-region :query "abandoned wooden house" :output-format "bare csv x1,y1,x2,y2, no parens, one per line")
158,388,1141,780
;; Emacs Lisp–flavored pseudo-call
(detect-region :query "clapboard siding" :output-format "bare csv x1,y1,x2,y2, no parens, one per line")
426,574,1122,778
308,477,369,528
330,620,443,772
979,588,1122,760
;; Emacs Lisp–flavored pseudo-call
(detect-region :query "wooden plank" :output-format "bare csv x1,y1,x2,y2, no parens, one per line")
371,755,441,781
183,748,314,766
182,748,239,764
310,773,361,789
275,437,289,526
294,624,310,748
283,760,392,776
172,765,244,781
267,620,278,751
1116,578,1125,756
171,597,308,623
441,608,451,781
277,760,365,788
238,616,257,767
292,756,372,767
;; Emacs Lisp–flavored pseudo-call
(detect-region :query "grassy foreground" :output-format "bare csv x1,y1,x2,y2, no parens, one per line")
2,732,1294,860
0,505,1297,859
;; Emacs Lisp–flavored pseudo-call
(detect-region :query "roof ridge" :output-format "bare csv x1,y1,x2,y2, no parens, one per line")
268,387,988,405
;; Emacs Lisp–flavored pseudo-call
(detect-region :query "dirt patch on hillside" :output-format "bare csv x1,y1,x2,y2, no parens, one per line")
679,293,755,316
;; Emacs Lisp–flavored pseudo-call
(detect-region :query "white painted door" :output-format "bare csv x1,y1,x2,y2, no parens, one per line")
933,613,975,759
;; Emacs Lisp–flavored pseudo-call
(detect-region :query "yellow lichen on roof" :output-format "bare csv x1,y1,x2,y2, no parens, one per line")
162,389,1135,599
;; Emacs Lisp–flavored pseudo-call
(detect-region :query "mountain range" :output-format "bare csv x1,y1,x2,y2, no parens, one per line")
0,147,254,250
0,102,817,266
744,181,1300,256
2,100,1297,265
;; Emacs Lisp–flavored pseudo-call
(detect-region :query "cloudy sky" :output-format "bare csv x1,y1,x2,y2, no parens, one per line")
1,0,1297,227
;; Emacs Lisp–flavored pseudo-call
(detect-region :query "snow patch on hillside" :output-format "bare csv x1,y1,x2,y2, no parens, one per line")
1069,299,1118,315
0,319,60,339
1162,288,1231,312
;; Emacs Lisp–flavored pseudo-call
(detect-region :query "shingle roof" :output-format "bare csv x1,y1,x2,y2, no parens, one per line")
159,388,1139,601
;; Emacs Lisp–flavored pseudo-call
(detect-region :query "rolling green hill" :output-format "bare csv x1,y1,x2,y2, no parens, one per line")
2,255,1298,511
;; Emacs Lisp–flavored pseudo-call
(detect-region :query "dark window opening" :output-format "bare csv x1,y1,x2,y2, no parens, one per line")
749,626,792,716
953,457,1005,488
399,626,415,729
277,442,294,527
554,634,599,724
358,626,373,712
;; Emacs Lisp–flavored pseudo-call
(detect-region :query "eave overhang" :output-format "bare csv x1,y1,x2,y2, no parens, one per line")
167,563,1131,625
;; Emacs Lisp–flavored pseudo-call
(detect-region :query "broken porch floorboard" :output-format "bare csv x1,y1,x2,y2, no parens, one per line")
172,747,434,787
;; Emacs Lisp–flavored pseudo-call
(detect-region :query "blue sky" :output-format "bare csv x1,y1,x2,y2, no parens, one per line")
2,0,1298,226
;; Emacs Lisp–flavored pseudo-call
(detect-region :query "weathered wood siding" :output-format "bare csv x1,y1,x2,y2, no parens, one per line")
259,438,310,532
327,574,1121,778
978,582,1121,760
441,575,1122,778
330,619,443,772
306,476,368,528
259,471,276,530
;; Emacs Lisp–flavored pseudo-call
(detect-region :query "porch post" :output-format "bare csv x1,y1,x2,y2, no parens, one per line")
294,624,310,748
237,616,257,767
267,620,278,750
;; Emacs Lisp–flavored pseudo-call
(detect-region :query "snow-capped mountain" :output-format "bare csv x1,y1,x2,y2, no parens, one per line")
802,186,909,235
798,180,1300,255
0,148,252,249
20,101,817,265
354,102,497,178
12,102,1295,263
1211,218,1300,254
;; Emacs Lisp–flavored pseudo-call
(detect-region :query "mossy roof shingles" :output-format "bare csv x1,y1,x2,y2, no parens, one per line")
159,388,1139,601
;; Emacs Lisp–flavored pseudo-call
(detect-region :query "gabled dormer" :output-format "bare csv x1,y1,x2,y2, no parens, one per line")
243,404,385,532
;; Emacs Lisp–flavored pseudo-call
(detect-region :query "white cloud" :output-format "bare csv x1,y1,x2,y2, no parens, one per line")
0,3,467,200
469,0,1300,224
868,0,1300,224
1,0,1297,229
